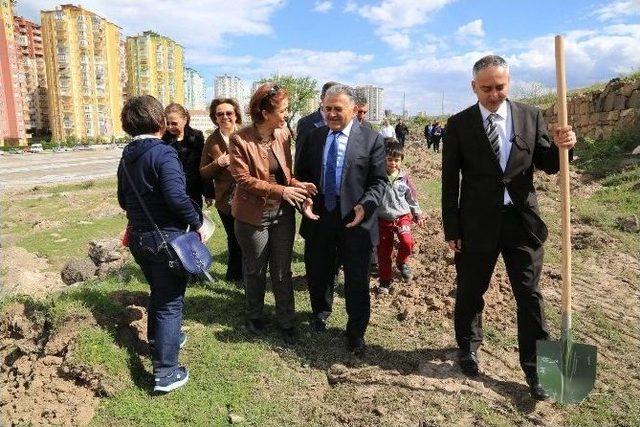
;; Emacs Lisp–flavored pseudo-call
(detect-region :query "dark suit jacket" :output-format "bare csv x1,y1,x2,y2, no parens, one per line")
295,120,387,245
441,100,566,252
360,120,373,130
295,109,324,163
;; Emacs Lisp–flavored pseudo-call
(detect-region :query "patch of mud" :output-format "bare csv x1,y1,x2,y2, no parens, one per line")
0,292,152,426
0,303,108,426
0,246,66,298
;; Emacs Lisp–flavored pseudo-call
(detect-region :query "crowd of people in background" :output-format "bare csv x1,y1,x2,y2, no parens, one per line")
117,54,577,400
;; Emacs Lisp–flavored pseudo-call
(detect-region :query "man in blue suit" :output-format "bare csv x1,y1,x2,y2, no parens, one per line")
295,85,387,355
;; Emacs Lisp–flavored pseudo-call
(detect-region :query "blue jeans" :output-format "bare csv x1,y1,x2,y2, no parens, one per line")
129,230,187,378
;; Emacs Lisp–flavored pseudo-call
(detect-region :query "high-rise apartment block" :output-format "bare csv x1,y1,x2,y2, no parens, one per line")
14,15,48,136
215,74,244,101
216,74,248,115
126,31,184,106
41,4,126,141
184,67,205,110
355,85,384,122
1,0,27,146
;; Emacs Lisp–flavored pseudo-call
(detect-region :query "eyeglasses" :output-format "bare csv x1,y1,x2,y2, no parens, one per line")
215,111,235,117
260,84,280,110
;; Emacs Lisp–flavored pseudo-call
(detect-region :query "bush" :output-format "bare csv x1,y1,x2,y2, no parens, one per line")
574,122,640,177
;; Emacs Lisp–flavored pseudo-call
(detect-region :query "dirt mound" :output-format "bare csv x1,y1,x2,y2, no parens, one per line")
372,211,515,327
405,146,442,180
0,246,66,298
0,303,109,426
0,293,152,426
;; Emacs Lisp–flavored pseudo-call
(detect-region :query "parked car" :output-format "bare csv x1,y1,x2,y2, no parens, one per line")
29,143,44,153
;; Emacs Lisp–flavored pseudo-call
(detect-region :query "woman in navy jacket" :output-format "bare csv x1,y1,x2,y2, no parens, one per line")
117,95,204,393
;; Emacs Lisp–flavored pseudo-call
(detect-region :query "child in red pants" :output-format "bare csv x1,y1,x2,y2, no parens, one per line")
377,140,424,294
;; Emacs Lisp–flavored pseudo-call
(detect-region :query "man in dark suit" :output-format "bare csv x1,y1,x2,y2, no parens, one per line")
295,81,339,163
355,92,374,130
395,119,409,146
295,84,387,355
441,55,576,400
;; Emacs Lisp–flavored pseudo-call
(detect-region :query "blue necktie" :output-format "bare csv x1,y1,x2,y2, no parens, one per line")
324,131,339,212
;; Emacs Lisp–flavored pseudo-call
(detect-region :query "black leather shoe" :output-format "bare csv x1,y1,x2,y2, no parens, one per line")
311,317,327,333
526,377,550,401
458,351,479,377
245,318,265,335
348,337,366,357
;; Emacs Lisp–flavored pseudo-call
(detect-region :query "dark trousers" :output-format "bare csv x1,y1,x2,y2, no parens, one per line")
129,230,187,378
234,205,296,328
304,206,372,339
432,137,441,153
217,209,243,281
454,205,549,378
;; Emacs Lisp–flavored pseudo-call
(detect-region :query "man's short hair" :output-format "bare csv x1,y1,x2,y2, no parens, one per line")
324,84,356,104
354,92,368,107
472,55,509,77
321,81,340,100
121,95,165,136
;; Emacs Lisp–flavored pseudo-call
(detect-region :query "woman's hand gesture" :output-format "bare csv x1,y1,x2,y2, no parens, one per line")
282,186,308,206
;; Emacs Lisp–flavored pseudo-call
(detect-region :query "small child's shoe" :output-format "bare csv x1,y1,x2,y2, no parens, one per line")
377,280,391,295
399,263,413,281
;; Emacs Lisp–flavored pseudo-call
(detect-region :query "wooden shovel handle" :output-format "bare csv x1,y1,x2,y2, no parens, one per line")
555,35,572,328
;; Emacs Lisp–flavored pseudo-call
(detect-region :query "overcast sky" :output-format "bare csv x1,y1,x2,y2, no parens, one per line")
16,0,640,114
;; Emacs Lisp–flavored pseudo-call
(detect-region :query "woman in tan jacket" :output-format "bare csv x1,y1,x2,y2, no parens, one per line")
200,98,243,282
229,83,316,344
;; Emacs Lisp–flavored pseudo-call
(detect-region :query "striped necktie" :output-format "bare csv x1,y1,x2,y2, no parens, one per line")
486,113,500,160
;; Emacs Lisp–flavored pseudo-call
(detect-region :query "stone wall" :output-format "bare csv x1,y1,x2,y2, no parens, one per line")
543,78,640,141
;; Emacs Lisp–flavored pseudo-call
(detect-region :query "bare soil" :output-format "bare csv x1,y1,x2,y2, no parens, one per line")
0,246,66,298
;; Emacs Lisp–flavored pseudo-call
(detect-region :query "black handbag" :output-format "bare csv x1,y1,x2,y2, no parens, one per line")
120,158,214,282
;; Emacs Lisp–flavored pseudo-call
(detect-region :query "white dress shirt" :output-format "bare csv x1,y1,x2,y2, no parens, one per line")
478,101,513,205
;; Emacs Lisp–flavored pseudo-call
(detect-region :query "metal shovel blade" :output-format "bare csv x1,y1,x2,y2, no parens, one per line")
537,332,597,404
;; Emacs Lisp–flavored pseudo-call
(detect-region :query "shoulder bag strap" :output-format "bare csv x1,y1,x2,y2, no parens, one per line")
119,158,171,248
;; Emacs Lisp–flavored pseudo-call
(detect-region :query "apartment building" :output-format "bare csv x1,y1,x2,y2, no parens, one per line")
13,15,48,136
184,67,205,110
126,31,184,106
355,85,384,122
41,4,126,141
0,0,27,146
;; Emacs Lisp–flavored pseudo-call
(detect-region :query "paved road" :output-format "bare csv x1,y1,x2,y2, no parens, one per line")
0,147,122,190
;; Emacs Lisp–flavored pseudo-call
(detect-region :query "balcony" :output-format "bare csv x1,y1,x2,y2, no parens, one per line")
79,39,89,49
57,54,69,64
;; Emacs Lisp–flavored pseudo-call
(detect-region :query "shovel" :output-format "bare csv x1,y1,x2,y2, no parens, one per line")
536,35,597,404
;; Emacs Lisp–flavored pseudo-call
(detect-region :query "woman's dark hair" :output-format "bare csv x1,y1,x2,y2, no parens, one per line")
165,102,190,126
249,82,289,124
209,98,243,126
121,95,165,137
385,138,404,159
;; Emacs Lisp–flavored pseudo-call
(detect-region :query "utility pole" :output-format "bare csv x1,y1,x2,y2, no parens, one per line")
441,91,444,116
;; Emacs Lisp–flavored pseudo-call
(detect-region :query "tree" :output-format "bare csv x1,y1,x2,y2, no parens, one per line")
254,75,318,124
